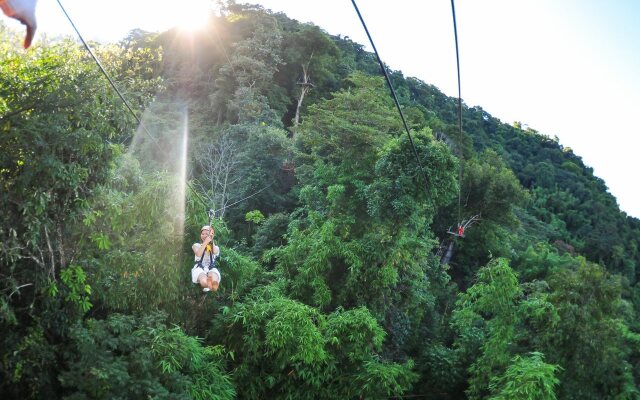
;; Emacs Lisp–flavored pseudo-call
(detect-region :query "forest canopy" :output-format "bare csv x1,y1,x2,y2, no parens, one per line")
1,2,639,399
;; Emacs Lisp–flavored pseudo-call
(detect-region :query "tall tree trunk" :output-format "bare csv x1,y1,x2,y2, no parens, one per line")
293,53,315,133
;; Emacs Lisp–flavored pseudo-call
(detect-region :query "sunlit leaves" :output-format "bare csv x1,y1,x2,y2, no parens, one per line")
60,265,93,313
297,72,400,175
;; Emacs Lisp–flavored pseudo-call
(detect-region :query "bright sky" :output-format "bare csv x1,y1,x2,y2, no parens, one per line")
9,0,639,218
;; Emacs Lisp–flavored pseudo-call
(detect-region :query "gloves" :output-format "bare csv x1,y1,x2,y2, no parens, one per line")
1,0,38,48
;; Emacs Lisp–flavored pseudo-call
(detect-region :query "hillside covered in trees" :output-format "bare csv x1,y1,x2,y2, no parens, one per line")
1,2,639,399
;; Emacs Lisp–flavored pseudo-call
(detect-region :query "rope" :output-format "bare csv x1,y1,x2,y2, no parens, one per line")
350,0,430,190
450,0,464,225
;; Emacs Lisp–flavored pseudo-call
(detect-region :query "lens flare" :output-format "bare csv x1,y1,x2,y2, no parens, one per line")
174,0,211,32
178,108,189,235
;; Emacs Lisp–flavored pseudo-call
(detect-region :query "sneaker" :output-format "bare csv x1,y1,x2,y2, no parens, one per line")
202,287,211,292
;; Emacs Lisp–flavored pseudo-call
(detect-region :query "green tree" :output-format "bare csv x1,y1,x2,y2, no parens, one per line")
275,23,342,128
542,261,638,400
78,157,186,317
452,258,559,399
270,73,460,376
210,11,284,124
0,35,160,397
59,313,235,399
214,286,416,399
488,352,561,400
436,150,527,285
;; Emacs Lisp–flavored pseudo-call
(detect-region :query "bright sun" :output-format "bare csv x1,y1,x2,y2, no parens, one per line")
173,0,212,31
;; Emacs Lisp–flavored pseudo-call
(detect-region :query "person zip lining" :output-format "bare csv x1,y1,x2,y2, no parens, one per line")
191,224,221,292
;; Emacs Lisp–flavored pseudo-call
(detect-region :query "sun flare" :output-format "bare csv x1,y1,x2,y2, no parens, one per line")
173,0,212,32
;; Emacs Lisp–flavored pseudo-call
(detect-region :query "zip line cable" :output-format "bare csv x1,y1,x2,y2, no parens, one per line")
56,0,206,207
58,0,463,221
450,0,464,226
350,0,430,190
56,0,273,218
351,0,469,234
209,180,276,217
55,0,159,147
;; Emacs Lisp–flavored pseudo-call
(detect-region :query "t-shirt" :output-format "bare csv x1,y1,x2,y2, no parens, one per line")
192,243,219,268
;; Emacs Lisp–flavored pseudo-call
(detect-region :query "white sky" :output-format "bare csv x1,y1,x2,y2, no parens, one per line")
9,0,640,218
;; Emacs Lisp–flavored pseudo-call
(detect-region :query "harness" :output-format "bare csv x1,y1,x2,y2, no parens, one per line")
194,244,216,272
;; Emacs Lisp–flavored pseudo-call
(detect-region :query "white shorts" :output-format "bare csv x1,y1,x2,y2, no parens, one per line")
191,266,221,284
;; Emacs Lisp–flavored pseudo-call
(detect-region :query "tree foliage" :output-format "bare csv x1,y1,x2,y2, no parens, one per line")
60,313,235,399
1,3,640,399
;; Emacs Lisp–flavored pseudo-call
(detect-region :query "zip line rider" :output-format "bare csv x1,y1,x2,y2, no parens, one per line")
192,225,220,292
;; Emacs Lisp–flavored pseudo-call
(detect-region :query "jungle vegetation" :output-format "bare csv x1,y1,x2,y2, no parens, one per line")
1,2,639,399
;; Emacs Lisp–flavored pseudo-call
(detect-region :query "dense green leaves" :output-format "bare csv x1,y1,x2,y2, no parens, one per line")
488,352,560,400
215,289,416,399
2,3,640,399
541,262,638,400
59,313,235,399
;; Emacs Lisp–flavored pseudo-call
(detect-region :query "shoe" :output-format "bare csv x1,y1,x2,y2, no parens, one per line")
202,287,211,292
